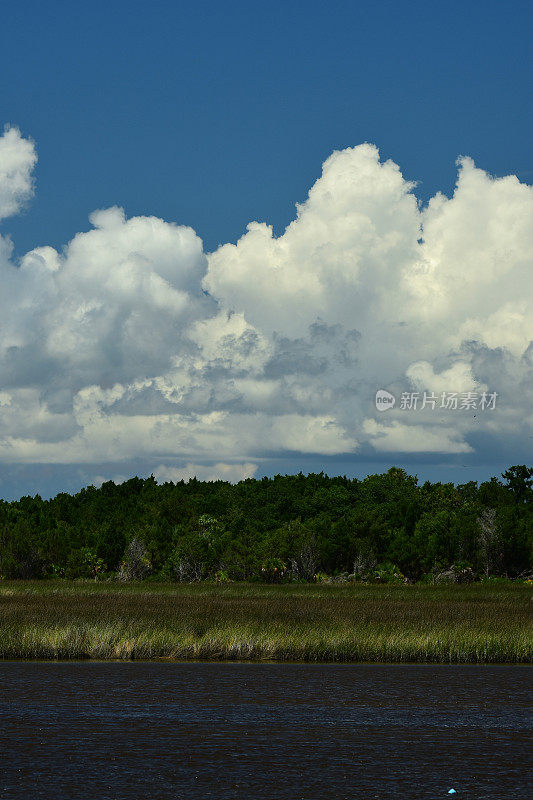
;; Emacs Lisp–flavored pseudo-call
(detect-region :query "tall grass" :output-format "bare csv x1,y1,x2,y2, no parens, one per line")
0,581,530,662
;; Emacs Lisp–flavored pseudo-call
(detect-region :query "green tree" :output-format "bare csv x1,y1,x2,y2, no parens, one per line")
502,465,533,504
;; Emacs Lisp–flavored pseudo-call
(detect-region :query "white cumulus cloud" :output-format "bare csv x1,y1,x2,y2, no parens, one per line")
0,126,37,221
0,126,532,482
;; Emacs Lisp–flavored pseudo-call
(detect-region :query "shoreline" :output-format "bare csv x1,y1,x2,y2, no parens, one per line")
0,658,531,666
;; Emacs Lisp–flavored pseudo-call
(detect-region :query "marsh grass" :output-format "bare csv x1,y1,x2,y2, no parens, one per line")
0,581,530,662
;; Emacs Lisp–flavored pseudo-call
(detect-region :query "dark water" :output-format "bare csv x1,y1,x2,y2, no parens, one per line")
0,663,530,799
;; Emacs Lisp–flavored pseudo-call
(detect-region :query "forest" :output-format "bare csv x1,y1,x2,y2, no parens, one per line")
0,465,531,584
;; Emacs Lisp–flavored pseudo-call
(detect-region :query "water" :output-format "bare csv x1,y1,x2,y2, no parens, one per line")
0,663,530,799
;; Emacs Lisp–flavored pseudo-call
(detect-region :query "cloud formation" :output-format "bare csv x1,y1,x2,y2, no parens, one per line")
153,462,258,484
0,125,532,484
0,126,37,222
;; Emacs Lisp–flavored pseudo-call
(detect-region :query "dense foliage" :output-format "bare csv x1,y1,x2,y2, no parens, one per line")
0,466,531,583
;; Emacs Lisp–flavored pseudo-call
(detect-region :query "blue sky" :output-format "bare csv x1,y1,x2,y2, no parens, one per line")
0,0,532,498
4,0,532,255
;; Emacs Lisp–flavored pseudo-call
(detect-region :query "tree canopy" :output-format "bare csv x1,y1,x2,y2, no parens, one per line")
0,467,531,582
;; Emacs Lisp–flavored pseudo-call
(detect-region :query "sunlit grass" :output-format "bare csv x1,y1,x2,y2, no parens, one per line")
0,581,530,662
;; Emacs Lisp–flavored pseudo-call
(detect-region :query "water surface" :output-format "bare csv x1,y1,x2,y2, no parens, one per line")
0,663,530,799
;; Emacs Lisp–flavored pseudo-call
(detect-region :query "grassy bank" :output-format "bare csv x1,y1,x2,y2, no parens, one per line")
0,581,530,663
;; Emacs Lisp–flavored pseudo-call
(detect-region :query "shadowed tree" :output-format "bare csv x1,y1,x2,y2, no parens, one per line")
477,508,499,578
118,537,151,581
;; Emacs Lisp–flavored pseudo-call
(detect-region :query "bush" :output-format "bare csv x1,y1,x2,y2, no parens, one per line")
260,558,288,583
434,563,475,584
372,562,407,584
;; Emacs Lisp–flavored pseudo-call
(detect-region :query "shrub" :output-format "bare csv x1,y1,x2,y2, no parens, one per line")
372,562,407,584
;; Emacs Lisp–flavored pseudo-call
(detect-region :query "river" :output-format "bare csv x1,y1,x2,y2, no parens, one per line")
0,663,530,798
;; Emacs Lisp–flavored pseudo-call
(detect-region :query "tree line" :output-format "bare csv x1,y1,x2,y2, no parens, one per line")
0,466,531,583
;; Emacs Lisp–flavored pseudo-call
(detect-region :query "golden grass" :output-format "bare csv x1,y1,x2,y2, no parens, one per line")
0,581,530,662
